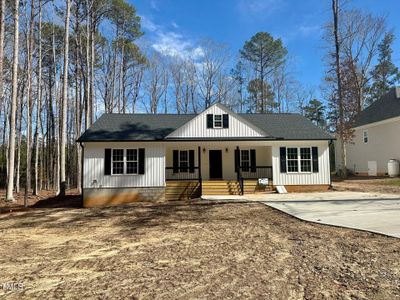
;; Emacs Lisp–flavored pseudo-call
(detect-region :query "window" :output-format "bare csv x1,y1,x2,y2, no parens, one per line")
112,149,124,175
241,150,250,172
300,148,312,172
126,149,138,174
287,148,299,172
179,150,189,172
363,130,368,143
286,147,313,173
214,114,222,128
111,149,139,175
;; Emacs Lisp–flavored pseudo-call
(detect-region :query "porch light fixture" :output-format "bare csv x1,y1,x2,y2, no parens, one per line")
203,148,206,153
225,148,228,152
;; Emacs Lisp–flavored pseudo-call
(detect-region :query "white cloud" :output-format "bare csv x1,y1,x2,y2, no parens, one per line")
171,21,179,29
298,25,322,37
150,0,159,11
140,15,159,32
237,0,286,17
152,31,204,60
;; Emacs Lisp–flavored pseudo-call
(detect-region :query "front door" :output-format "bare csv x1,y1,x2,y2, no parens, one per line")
209,150,223,179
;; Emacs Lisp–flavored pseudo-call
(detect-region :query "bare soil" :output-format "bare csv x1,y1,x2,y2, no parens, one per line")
0,199,399,299
333,176,400,195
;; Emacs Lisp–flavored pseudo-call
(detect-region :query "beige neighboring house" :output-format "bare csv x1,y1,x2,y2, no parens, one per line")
337,87,400,176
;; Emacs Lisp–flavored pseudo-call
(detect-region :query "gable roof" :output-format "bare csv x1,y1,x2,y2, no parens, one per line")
78,109,333,142
354,87,400,127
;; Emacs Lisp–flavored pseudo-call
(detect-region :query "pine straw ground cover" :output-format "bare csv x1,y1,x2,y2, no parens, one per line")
0,199,399,299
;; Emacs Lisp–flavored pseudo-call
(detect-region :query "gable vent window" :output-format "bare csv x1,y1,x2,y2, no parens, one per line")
207,114,229,128
363,130,368,143
214,114,222,128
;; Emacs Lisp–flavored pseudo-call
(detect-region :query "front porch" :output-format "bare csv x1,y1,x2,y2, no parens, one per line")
165,143,274,199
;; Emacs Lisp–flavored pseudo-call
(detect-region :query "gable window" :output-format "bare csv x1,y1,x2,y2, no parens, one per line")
112,149,124,175
363,130,368,143
214,114,222,128
241,150,250,172
126,149,138,174
179,150,189,172
287,148,299,172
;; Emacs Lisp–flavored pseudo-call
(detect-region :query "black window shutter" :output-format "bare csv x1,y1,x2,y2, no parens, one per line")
312,147,319,173
280,147,287,173
173,150,179,173
223,114,229,128
104,148,111,175
234,149,240,172
250,149,256,172
189,150,195,173
138,148,145,174
207,114,213,128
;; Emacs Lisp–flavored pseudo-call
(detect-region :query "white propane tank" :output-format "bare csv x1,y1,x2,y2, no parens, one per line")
387,159,400,177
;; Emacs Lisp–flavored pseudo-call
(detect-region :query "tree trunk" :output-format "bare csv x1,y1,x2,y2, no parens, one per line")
24,0,35,206
0,0,5,114
332,0,347,178
34,0,42,196
6,0,20,201
60,0,71,196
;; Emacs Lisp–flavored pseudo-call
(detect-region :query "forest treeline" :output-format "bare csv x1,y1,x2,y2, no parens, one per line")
1,0,399,203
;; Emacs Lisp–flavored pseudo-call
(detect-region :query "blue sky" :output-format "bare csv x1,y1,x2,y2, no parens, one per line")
131,0,400,99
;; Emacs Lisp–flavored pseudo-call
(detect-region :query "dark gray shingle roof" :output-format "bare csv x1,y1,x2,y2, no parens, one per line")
78,111,333,142
354,88,400,127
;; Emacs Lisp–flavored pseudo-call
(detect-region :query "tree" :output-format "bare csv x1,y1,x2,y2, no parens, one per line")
60,0,71,197
247,79,276,113
6,0,20,201
240,32,287,113
369,32,400,101
303,99,326,128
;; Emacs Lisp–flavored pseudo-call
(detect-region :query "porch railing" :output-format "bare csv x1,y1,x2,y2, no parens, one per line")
166,167,200,181
239,166,273,180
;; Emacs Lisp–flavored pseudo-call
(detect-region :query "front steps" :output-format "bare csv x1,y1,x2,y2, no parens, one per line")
202,180,274,195
165,181,201,200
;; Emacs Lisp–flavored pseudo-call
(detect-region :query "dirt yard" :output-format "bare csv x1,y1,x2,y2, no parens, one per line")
333,176,400,194
0,199,399,299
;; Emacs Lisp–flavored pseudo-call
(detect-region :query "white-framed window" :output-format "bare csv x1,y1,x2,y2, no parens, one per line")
112,149,124,175
286,147,313,173
363,130,368,143
126,149,138,174
286,148,299,173
241,150,250,172
112,149,139,175
179,150,189,172
214,114,222,128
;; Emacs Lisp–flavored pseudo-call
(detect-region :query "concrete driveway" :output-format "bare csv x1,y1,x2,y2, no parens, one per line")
202,191,400,238
258,192,400,238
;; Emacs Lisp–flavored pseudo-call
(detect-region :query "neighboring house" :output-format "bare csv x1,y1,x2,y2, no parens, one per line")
338,87,400,176
78,103,334,207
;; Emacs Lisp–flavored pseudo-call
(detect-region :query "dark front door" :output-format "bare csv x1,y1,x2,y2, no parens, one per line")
209,150,223,179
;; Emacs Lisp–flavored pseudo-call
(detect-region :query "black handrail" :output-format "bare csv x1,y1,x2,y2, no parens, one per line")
166,166,200,181
239,166,273,180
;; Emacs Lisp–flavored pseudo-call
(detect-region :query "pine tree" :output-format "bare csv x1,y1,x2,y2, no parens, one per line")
369,32,400,102
303,99,326,128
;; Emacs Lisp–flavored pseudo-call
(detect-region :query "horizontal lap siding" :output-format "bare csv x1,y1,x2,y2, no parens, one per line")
83,142,165,188
168,105,264,138
272,141,330,185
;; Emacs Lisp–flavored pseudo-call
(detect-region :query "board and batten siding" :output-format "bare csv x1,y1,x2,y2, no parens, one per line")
272,141,330,186
83,142,165,189
167,104,265,138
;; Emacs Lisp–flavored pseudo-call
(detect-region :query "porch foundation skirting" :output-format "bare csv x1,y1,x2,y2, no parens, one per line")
282,185,330,193
83,187,165,208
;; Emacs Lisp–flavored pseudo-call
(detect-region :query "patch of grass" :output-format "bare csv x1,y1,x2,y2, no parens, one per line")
382,178,400,186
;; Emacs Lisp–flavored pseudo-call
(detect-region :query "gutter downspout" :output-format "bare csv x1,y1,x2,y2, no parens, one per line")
328,139,334,189
80,141,84,205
